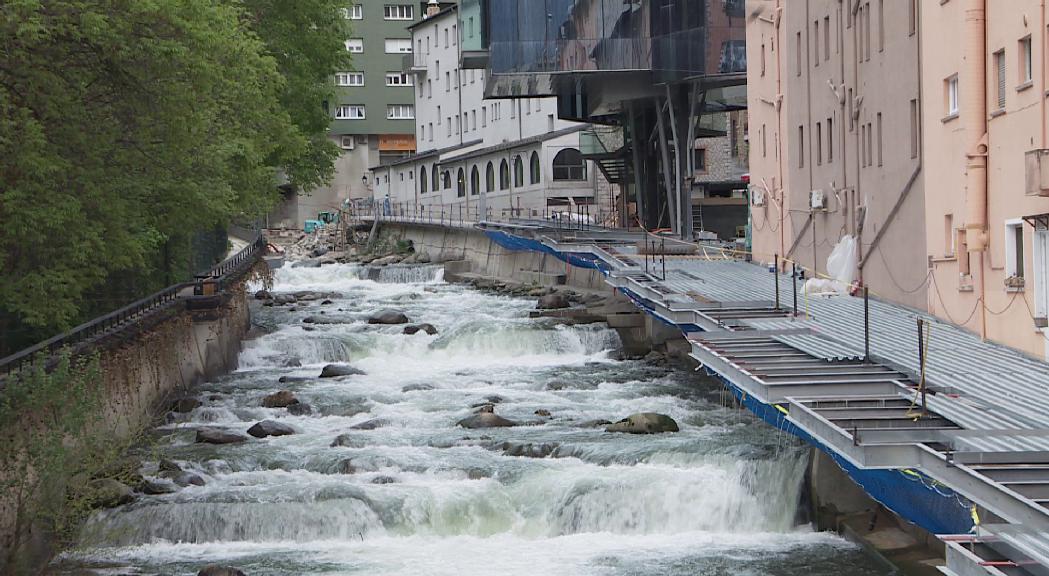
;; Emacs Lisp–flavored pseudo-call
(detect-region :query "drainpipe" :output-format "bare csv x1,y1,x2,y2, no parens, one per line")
775,0,785,264
1042,0,1046,149
962,0,988,338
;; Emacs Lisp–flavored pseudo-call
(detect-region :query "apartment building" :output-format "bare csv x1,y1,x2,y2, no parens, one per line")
371,3,614,221
922,0,1049,359
271,2,424,227
745,0,928,310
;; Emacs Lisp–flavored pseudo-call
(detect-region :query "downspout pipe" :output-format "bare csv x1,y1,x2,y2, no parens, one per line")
963,0,988,252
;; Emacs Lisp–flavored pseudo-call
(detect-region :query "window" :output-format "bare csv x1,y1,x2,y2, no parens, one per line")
694,147,707,172
910,99,919,158
339,135,355,149
442,171,451,189
1006,220,1025,279
761,41,766,76
426,79,432,98
486,162,495,192
386,72,413,86
457,168,465,197
336,72,364,86
827,117,833,162
946,75,959,116
848,88,854,131
452,24,456,45
345,38,364,53
454,115,460,135
864,3,871,60
860,124,866,167
499,159,510,189
432,165,439,190
816,121,822,165
813,20,819,66
1020,36,1033,84
384,5,413,20
446,119,451,137
420,166,428,194
343,5,363,19
944,214,954,257
513,156,524,187
824,16,830,59
453,69,458,90
994,49,1006,110
878,0,884,52
444,28,449,48
548,114,555,132
761,124,767,157
437,106,441,123
471,110,476,131
908,0,916,36
530,152,541,184
552,148,587,180
482,107,487,127
511,100,517,119
796,32,802,76
445,71,450,91
387,105,414,119
1035,228,1049,318
335,105,365,119
798,125,805,168
428,122,433,141
471,166,480,196
876,112,883,166
384,39,412,53
867,122,873,166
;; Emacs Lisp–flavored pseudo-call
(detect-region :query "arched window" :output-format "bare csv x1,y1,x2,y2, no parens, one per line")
513,155,524,187
457,167,466,197
432,165,440,190
499,159,510,190
442,170,451,189
470,166,480,196
486,161,495,192
552,148,586,181
530,151,541,184
420,166,428,194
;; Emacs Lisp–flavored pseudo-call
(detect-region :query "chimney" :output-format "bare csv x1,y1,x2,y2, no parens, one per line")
426,0,440,17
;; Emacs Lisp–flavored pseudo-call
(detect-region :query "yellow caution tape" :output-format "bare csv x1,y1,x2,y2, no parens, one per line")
775,404,789,415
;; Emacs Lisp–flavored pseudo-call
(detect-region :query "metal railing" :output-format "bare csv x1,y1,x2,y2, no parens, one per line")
357,201,618,232
0,232,266,379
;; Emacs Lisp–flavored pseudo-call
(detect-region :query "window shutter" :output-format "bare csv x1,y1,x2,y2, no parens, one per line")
997,52,1006,109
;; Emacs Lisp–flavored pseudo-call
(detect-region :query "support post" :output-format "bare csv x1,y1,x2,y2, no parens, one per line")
918,318,928,415
792,262,798,317
774,254,780,310
864,286,871,363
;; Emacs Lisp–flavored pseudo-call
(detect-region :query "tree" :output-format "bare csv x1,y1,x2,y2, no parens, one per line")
0,0,348,351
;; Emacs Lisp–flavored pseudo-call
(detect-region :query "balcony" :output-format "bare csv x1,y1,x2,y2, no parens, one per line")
402,52,427,75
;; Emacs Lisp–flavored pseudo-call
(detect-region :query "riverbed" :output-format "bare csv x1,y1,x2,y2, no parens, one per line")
57,263,890,575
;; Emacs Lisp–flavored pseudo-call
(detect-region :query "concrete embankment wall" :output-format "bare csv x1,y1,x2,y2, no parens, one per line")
382,222,941,567
0,283,252,572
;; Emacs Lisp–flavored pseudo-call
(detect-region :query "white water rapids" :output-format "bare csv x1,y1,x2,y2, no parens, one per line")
56,263,889,575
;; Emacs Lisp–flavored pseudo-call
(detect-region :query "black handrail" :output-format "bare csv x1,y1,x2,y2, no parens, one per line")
0,232,265,379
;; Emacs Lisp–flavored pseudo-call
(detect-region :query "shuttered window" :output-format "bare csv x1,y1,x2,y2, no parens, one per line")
995,50,1006,110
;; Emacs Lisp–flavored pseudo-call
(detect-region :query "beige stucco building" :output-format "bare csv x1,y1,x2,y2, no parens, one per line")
746,0,928,311
748,0,1049,358
921,0,1049,359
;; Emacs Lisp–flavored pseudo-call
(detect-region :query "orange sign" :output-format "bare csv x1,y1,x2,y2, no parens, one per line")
379,134,416,151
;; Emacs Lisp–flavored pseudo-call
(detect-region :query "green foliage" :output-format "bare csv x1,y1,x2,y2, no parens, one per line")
0,0,348,348
0,352,116,574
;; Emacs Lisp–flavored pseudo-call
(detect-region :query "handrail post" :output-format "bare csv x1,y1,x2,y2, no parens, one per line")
792,262,798,317
864,286,871,363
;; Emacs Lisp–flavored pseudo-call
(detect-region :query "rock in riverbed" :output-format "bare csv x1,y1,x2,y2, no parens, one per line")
261,390,298,408
605,413,679,434
457,412,519,429
198,566,246,576
195,427,249,444
320,364,366,378
247,420,296,438
403,323,438,335
536,293,570,309
368,309,410,324
287,403,313,416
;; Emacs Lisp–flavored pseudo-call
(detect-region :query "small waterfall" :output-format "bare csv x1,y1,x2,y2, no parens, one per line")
357,264,445,284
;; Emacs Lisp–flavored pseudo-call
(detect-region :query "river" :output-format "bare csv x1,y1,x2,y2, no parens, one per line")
57,263,890,575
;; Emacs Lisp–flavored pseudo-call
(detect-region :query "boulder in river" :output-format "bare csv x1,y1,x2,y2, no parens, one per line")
320,364,366,378
195,427,249,445
197,566,247,576
171,397,201,413
403,323,438,335
371,475,397,484
287,403,313,416
402,383,435,392
497,441,559,458
605,413,679,434
86,478,135,508
334,458,357,474
534,409,551,417
536,293,570,310
350,418,389,430
261,390,299,408
141,479,178,495
163,471,206,487
254,289,272,300
330,434,364,448
457,412,519,429
247,420,296,438
278,376,313,384
367,309,410,325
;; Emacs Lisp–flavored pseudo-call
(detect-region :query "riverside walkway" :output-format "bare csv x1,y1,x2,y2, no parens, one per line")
369,212,1049,575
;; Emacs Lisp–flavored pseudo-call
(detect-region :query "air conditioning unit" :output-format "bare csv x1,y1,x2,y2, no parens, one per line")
340,136,355,150
750,186,766,206
810,189,827,210
1025,149,1049,196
